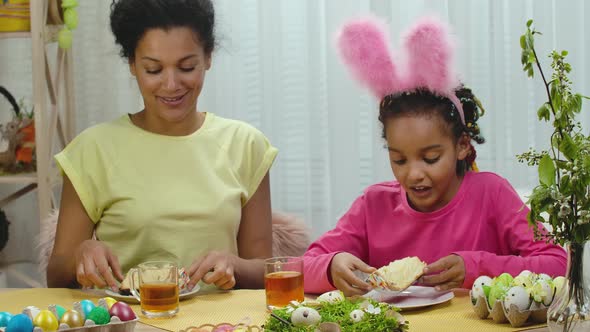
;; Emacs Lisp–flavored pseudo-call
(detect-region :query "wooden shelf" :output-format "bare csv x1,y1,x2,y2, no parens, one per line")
0,25,61,43
0,31,32,39
0,0,74,288
0,0,75,218
0,173,38,184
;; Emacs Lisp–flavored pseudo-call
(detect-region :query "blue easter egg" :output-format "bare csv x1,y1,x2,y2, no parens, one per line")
0,311,13,327
80,300,95,316
5,313,33,332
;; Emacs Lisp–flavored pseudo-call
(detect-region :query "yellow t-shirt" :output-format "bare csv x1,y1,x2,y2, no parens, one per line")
55,113,278,275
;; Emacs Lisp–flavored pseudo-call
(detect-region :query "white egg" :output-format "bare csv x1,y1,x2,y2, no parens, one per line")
317,290,344,304
513,275,533,288
349,309,365,322
291,307,321,327
541,280,554,306
471,275,493,300
537,273,552,282
531,280,554,306
503,286,531,311
518,270,532,278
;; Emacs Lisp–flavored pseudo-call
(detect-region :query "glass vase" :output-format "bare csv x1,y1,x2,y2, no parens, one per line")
547,241,590,332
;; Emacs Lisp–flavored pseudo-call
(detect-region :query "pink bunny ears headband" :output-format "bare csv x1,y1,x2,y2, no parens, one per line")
337,16,465,125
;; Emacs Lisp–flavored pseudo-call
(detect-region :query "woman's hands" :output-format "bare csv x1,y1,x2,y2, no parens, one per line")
329,252,375,296
187,251,237,290
74,239,124,291
420,254,465,291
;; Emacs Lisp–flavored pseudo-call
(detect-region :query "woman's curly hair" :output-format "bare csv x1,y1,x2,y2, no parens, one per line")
110,0,216,61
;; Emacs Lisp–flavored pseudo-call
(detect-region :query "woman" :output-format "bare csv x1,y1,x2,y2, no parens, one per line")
47,0,277,291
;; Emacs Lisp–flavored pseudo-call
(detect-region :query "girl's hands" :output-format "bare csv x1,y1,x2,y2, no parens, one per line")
420,254,465,291
74,240,124,291
187,251,236,290
329,252,376,296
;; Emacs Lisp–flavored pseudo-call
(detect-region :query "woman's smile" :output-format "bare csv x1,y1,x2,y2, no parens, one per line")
158,92,188,107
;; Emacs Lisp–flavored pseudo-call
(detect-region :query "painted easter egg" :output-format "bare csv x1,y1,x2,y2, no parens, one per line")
492,273,514,287
537,280,554,306
517,270,532,278
513,275,533,288
5,313,33,332
487,284,508,308
212,324,235,332
76,300,95,318
0,312,13,327
529,280,551,305
33,310,58,332
87,307,110,325
503,286,531,311
537,273,552,282
471,275,492,303
101,297,118,310
317,290,344,304
53,305,66,321
553,276,567,297
109,302,136,321
291,307,321,327
59,310,84,328
349,309,365,322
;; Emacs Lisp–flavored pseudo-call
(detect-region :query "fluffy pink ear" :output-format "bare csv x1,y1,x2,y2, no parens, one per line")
403,16,459,95
337,16,399,99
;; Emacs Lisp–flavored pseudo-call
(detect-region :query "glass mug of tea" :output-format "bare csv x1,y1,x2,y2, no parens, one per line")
129,261,179,318
264,256,304,309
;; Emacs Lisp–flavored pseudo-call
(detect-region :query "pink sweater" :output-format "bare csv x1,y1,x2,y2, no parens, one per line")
303,171,567,294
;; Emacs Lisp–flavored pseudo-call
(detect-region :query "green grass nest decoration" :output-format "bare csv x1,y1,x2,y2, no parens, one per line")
263,296,408,332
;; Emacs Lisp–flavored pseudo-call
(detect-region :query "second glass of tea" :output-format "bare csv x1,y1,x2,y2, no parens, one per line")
264,256,304,309
129,261,179,318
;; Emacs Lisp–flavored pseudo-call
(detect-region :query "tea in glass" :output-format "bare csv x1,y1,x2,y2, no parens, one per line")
129,261,179,318
264,257,304,308
139,283,179,312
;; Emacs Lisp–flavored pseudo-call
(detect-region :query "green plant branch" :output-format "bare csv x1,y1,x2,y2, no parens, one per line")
518,20,590,248
532,47,559,129
550,131,562,187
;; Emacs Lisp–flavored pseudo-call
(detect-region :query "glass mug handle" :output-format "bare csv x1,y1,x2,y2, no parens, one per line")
129,268,141,302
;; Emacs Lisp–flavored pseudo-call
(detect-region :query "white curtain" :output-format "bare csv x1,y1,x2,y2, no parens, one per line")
1,1,589,255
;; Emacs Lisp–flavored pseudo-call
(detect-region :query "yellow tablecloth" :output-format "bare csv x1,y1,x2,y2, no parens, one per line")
0,289,546,331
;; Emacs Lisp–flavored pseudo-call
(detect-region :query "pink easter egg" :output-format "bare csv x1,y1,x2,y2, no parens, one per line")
108,302,136,322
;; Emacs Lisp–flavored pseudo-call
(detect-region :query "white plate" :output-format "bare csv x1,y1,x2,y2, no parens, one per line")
104,285,200,304
363,286,454,310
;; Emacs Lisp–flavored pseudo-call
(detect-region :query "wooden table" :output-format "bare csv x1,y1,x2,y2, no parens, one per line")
0,288,549,331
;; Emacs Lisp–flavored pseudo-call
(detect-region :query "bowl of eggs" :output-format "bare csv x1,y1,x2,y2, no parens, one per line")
470,271,566,327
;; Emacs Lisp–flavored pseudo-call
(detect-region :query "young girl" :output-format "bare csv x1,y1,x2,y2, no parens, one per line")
303,16,566,296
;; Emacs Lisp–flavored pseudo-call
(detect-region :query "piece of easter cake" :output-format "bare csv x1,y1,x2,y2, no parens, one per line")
368,256,427,291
